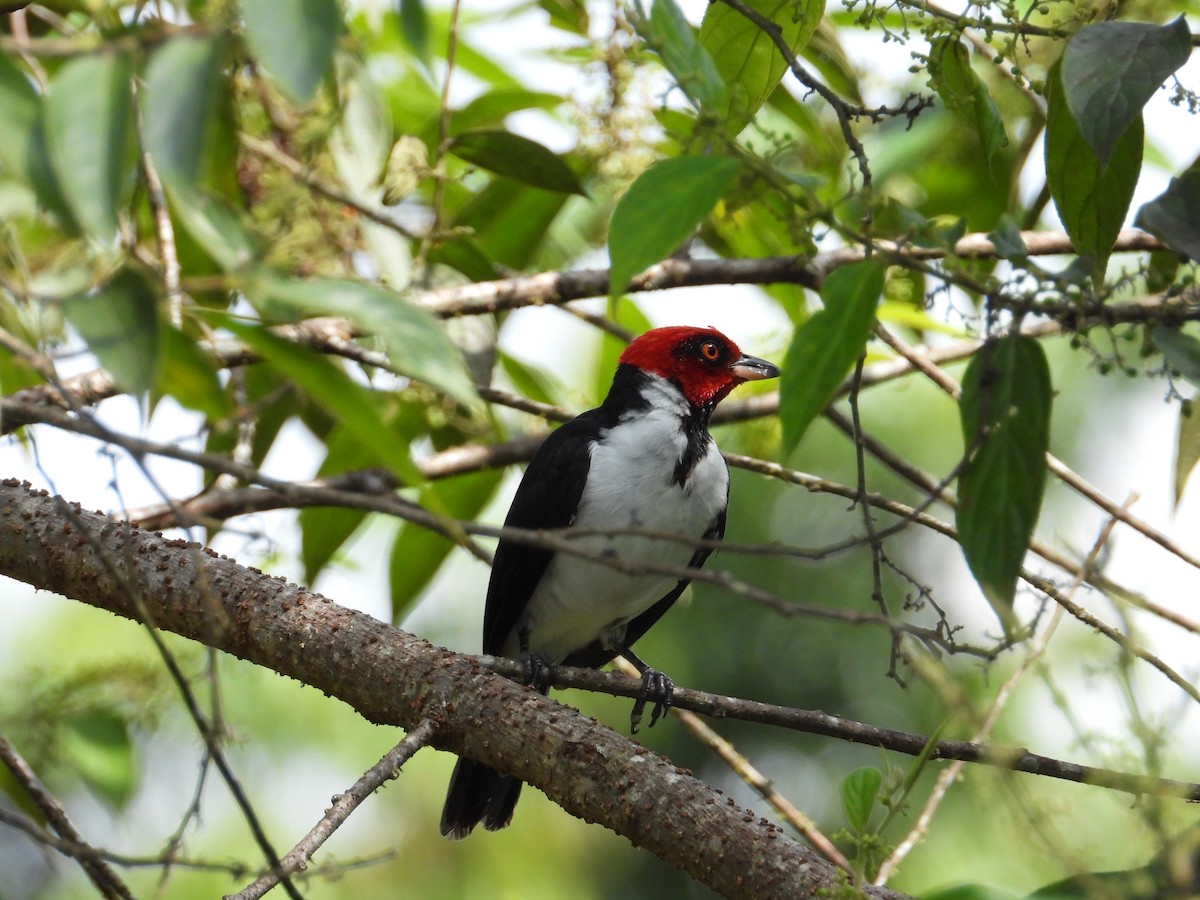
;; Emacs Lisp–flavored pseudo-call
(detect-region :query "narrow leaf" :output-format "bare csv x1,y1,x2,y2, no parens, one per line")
1175,401,1200,507
62,710,136,810
1135,169,1200,262
1045,59,1142,283
448,129,586,196
451,88,563,134
0,53,39,179
1061,16,1191,167
398,0,431,65
142,35,224,191
779,261,883,458
44,53,133,243
247,273,479,409
957,335,1052,630
699,0,822,133
927,38,1008,169
64,269,160,396
453,178,568,270
608,155,740,296
242,0,340,103
840,766,881,833
641,0,728,112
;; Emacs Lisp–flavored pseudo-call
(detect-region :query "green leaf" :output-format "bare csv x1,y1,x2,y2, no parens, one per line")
1045,59,1142,283
398,0,431,65
1061,16,1191,168
64,268,160,396
453,178,568,270
840,766,881,833
1175,401,1200,508
0,53,40,180
640,0,728,112
923,886,1020,900
156,326,232,420
450,88,563,134
389,469,503,620
225,320,422,485
593,297,654,404
802,17,861,105
778,261,883,458
44,53,133,243
699,0,822,133
608,155,740,297
927,38,1008,169
142,35,224,191
246,273,479,409
448,129,586,196
957,335,1052,630
538,0,589,35
62,710,136,809
1155,325,1200,385
1135,169,1200,262
242,0,340,104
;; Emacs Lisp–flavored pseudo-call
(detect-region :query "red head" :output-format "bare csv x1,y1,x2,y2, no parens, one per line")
618,326,780,409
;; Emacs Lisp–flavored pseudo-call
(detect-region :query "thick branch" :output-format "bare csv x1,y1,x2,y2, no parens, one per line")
0,479,904,900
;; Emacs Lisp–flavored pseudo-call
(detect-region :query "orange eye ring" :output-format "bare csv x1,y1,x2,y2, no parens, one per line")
700,341,720,361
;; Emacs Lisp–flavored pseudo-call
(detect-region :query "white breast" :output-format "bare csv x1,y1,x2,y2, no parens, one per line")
506,377,729,661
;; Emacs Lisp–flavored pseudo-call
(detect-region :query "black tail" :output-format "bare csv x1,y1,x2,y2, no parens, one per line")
440,757,523,839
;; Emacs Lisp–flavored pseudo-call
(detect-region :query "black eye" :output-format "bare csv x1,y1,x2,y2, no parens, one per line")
700,341,720,361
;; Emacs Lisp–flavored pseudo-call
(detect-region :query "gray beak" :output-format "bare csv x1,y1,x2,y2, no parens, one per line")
731,353,781,381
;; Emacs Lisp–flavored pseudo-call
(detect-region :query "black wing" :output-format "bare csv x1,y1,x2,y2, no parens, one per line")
561,504,727,669
482,412,603,655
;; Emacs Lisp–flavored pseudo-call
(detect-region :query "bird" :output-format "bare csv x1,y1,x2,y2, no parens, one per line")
440,325,780,839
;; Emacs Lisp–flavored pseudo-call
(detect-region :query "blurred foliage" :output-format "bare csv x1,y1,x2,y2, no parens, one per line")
0,0,1198,897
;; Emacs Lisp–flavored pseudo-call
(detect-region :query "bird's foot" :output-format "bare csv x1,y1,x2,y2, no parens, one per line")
630,668,673,734
520,650,556,694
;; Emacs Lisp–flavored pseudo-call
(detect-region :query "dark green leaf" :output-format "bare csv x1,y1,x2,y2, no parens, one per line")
451,88,563,134
1135,170,1200,262
923,886,1020,900
699,0,822,133
247,273,479,409
389,469,503,620
928,38,1008,169
1045,60,1142,283
641,0,728,112
497,350,564,406
448,129,586,196
398,0,431,65
840,766,881,833
1061,16,1191,167
608,155,740,297
44,53,133,243
957,335,1052,630
779,261,883,458
156,326,232,420
142,35,224,191
1155,325,1200,385
242,0,340,103
987,213,1028,262
1175,401,1200,507
64,268,160,396
225,320,422,485
62,710,136,809
0,53,39,180
169,185,258,271
452,178,568,269
428,235,500,282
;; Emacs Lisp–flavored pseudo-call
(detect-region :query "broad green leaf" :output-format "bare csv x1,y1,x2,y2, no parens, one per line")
1045,60,1142,283
142,35,224,192
539,0,589,35
225,320,423,485
166,186,257,271
64,268,160,396
608,155,740,297
699,0,822,133
593,298,654,404
802,17,861,105
957,335,1052,630
840,766,881,833
246,273,479,409
156,326,232,420
448,130,586,196
927,38,1008,169
497,350,565,407
1061,16,1191,167
453,178,569,270
389,469,503,620
778,261,883,458
44,53,133,244
242,0,339,103
1175,401,1200,507
1135,170,1200,262
451,88,563,134
639,0,728,112
0,53,39,179
62,710,136,809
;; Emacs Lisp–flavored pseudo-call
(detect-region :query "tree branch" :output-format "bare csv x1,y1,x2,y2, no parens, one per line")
0,479,905,900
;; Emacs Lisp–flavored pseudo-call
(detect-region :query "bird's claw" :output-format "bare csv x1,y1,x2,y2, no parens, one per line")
630,668,673,734
520,650,556,694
